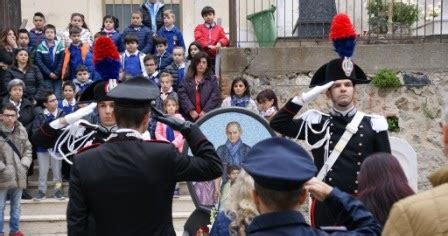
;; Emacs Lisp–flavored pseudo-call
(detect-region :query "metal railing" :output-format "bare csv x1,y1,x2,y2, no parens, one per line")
232,0,447,47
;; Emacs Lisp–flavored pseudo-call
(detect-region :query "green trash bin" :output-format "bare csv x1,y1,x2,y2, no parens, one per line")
247,5,277,48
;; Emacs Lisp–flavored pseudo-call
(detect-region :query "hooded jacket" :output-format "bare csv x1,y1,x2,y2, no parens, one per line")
0,121,33,189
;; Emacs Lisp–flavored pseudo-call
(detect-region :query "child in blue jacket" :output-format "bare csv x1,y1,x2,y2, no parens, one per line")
122,10,154,54
35,24,65,99
101,15,124,52
157,9,185,54
153,36,173,72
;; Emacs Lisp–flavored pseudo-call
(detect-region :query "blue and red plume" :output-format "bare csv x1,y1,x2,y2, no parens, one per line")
93,37,121,81
329,14,357,58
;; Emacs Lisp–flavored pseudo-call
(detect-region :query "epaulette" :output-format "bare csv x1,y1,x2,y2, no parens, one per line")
300,109,330,124
366,114,389,133
77,143,101,154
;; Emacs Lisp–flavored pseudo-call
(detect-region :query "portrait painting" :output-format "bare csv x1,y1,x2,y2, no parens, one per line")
184,107,276,212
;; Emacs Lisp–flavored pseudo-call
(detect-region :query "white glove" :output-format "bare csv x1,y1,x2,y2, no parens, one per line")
64,102,97,125
301,81,334,103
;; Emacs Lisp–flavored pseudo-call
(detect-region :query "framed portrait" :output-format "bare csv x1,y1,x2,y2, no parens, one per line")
184,107,277,213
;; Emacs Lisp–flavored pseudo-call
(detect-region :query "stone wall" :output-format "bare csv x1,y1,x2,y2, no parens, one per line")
219,44,448,191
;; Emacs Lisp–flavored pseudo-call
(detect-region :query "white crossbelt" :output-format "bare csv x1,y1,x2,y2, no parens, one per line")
316,111,365,181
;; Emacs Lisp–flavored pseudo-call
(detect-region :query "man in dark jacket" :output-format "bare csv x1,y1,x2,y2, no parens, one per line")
140,0,165,33
243,138,381,235
67,77,223,235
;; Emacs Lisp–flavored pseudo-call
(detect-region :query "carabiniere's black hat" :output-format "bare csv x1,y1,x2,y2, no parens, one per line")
242,137,317,191
309,58,369,88
79,80,114,103
107,76,159,108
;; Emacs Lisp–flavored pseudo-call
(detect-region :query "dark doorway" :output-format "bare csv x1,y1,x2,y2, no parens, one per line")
0,0,22,30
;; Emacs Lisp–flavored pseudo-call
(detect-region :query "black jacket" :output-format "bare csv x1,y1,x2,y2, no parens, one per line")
270,100,391,194
0,68,7,99
67,125,223,236
140,2,165,32
247,188,381,235
1,96,35,135
163,62,186,91
3,65,45,101
31,121,112,149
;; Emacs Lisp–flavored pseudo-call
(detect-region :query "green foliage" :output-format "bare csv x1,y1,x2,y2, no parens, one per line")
367,0,389,34
393,2,420,28
367,1,420,33
387,116,400,132
372,69,401,88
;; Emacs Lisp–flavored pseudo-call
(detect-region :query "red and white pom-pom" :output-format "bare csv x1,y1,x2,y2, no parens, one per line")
329,13,356,41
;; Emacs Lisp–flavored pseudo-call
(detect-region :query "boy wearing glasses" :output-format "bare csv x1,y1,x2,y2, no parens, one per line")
0,103,32,236
143,54,160,86
32,91,65,201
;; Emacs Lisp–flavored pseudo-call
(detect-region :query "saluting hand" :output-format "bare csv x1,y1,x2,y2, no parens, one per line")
303,177,333,202
301,81,334,103
152,106,192,134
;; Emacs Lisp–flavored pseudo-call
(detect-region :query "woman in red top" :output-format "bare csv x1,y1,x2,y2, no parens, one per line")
178,51,220,121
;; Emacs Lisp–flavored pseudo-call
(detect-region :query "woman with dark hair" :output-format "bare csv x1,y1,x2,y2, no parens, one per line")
185,41,203,74
358,152,415,226
0,28,18,58
178,51,220,121
221,77,258,114
3,48,44,103
256,89,279,121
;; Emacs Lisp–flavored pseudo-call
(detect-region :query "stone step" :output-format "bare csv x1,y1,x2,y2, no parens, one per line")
3,196,193,235
5,196,195,216
3,212,190,235
25,181,191,198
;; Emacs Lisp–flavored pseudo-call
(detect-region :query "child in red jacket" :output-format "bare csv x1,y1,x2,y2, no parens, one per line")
194,6,229,71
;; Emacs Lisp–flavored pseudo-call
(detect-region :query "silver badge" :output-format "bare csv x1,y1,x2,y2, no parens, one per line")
342,57,354,77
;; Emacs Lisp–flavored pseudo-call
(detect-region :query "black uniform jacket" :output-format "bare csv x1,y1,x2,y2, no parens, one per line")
67,126,223,236
270,100,391,194
31,122,111,149
246,188,381,235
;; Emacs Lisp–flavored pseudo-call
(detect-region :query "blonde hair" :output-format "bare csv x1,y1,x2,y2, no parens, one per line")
160,72,173,83
226,170,259,235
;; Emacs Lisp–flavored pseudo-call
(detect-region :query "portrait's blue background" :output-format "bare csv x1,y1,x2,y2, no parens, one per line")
187,111,274,155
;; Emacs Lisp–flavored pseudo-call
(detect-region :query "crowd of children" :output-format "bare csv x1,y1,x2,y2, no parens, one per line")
0,5,281,202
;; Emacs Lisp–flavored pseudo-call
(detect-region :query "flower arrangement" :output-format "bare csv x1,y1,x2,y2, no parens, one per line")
426,3,441,20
